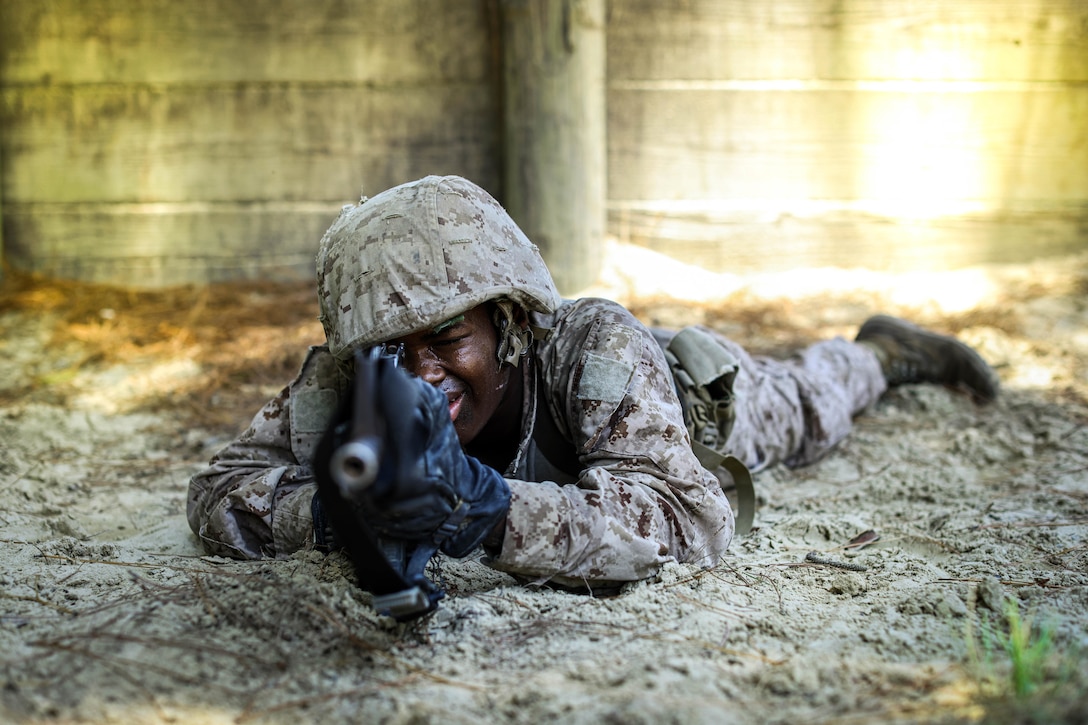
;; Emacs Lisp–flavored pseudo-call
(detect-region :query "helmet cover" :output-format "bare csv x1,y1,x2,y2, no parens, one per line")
316,175,561,360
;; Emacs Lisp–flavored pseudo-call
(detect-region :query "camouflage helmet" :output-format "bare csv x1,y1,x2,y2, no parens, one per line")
316,175,561,360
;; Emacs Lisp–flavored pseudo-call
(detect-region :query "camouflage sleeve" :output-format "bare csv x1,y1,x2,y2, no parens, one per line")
489,299,735,585
186,386,318,560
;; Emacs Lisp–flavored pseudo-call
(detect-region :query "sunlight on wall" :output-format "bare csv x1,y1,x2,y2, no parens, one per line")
858,91,988,220
855,49,990,220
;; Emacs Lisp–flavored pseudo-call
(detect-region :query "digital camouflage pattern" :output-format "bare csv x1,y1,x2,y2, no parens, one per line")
495,303,887,585
187,347,345,559
186,295,887,581
187,294,738,577
316,176,561,361
187,173,889,583
490,298,734,586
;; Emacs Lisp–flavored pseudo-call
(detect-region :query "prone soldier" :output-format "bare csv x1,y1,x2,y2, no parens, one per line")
187,175,998,615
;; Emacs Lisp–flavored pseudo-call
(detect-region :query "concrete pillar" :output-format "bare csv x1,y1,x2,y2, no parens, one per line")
502,0,605,295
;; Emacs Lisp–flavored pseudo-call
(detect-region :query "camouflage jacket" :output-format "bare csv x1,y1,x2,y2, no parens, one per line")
187,297,735,586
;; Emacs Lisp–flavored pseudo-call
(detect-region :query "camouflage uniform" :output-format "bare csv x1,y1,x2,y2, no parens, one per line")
187,175,888,586
186,306,886,584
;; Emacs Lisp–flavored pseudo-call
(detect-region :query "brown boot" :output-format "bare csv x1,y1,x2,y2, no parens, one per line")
856,315,999,403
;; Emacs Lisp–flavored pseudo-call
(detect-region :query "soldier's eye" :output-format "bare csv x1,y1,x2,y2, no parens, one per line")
435,334,469,348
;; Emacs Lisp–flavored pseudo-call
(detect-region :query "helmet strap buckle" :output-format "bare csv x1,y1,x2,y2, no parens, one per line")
494,300,533,368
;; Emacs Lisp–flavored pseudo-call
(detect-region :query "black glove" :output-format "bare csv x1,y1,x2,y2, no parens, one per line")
366,369,510,555
316,356,511,558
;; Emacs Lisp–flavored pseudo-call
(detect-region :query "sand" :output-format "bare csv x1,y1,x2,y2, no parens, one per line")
2,247,1086,724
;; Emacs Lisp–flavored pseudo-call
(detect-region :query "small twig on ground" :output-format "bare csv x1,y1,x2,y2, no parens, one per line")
38,630,281,669
35,551,219,575
672,591,757,619
937,577,1075,590
710,559,759,588
976,518,1088,530
1046,486,1088,501
730,562,787,613
804,551,868,572
29,638,248,699
0,462,41,493
0,590,76,615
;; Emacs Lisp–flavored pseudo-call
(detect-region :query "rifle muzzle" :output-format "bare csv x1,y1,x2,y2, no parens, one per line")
330,437,381,492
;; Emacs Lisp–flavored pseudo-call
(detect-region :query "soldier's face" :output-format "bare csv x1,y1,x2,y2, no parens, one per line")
392,305,512,445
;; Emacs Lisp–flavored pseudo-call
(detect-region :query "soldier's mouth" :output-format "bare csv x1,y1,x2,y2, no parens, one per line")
447,392,464,422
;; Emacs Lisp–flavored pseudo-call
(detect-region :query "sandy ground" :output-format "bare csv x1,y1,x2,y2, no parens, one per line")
1,245,1087,724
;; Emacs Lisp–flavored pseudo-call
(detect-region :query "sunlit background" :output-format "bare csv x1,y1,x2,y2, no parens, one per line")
1,0,1084,294
0,0,1085,406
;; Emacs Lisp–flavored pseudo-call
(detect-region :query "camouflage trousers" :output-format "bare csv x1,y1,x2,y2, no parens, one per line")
717,335,887,471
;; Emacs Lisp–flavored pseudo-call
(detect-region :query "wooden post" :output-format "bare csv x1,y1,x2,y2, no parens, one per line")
0,141,4,284
502,0,605,295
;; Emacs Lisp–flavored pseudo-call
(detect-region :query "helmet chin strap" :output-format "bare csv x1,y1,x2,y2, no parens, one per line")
493,299,533,368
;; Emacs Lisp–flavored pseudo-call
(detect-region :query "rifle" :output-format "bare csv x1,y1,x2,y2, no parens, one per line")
312,344,445,621
327,344,400,495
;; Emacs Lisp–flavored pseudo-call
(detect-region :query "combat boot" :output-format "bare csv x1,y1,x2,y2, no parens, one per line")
856,315,999,403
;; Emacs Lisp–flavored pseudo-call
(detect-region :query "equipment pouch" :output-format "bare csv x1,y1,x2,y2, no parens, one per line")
663,326,755,535
664,327,738,467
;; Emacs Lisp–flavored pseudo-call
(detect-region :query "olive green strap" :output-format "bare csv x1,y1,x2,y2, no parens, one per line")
691,440,755,536
722,454,755,536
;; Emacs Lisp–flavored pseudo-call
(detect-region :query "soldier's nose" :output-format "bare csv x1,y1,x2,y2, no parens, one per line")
410,350,445,385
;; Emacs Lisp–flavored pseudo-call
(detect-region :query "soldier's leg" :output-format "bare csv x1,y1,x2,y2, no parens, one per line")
715,336,887,471
716,314,999,471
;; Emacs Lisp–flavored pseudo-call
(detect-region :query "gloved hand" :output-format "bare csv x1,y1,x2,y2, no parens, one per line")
317,357,511,558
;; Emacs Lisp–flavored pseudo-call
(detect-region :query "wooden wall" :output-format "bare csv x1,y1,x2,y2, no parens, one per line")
1,1,1086,286
606,0,1088,273
0,0,502,285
